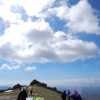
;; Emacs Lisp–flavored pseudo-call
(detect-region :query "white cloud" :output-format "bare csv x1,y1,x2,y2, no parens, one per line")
0,0,99,64
49,0,100,34
0,21,99,63
0,63,20,70
0,4,22,23
1,0,100,35
42,78,100,86
25,66,36,71
2,0,55,16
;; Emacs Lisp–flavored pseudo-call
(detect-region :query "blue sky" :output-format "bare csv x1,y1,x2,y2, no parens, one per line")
0,0,100,87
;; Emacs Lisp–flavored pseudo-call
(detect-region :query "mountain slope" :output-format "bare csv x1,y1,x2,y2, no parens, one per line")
0,84,68,100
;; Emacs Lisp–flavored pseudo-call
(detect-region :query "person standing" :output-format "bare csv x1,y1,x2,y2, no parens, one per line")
67,90,71,100
30,89,33,96
61,90,66,100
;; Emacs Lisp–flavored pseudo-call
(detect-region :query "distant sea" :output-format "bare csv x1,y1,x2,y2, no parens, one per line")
0,86,9,90
56,86,100,100
0,85,13,90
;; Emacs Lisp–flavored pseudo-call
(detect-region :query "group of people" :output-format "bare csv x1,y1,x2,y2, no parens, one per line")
61,90,82,100
17,86,82,100
17,87,33,100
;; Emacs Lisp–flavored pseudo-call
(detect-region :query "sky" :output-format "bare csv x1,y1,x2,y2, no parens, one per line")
0,0,100,87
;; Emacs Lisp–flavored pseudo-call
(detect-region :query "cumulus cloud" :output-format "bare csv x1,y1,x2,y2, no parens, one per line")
0,20,99,63
25,66,36,71
1,0,100,35
0,4,22,24
0,63,20,70
0,0,99,64
49,0,100,34
2,0,55,16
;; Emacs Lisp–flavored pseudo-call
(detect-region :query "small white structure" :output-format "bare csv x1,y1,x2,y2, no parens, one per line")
5,90,13,92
